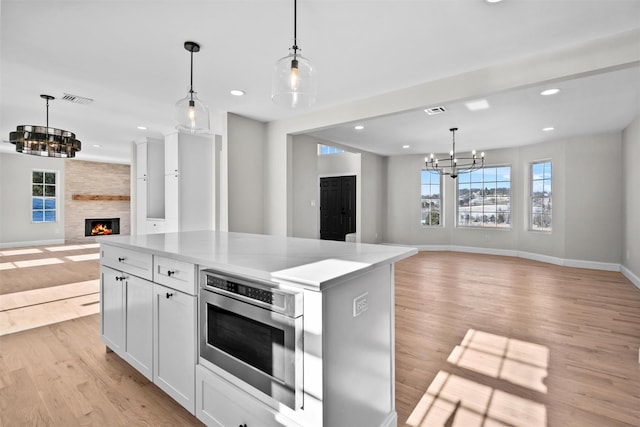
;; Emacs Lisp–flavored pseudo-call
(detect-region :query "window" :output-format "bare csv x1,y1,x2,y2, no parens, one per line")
457,166,511,228
421,170,442,226
530,161,552,231
318,144,344,156
32,170,57,223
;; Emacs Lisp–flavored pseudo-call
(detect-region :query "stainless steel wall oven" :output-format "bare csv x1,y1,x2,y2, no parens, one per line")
199,270,303,410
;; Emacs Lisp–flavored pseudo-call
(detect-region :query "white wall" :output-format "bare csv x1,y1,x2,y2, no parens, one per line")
360,152,386,243
564,133,622,264
0,152,66,247
291,135,320,239
226,113,266,234
385,132,623,267
622,115,640,286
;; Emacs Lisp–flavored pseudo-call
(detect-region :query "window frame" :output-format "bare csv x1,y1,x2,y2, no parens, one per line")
529,160,552,232
456,164,512,229
31,169,58,224
317,144,345,156
420,169,443,227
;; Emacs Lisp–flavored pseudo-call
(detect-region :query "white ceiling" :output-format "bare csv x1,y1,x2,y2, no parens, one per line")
1,0,639,163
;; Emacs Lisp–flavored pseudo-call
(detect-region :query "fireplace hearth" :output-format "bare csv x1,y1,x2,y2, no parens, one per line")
85,218,120,236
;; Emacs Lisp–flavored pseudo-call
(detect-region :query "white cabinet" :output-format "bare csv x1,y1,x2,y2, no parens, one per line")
101,266,124,353
196,366,300,427
100,265,153,381
153,283,197,414
136,141,148,179
164,132,213,233
136,138,165,234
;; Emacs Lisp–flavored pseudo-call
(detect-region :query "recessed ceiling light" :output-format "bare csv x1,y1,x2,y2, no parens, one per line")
230,89,245,96
137,126,147,130
93,144,102,148
465,99,490,111
354,125,364,131
540,88,560,96
542,127,555,132
486,0,504,3
402,145,410,149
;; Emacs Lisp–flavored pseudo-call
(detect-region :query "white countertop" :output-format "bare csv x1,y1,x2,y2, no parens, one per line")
98,231,416,290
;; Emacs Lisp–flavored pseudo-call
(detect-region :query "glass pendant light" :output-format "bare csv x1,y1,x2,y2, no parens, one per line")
272,0,317,108
175,41,210,133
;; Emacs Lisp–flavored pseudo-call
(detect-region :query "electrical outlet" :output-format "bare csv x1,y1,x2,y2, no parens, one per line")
353,292,368,317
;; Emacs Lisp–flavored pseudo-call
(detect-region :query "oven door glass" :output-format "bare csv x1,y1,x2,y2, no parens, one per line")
207,304,285,379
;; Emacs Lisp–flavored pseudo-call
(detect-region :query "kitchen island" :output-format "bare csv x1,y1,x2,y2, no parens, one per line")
98,231,416,427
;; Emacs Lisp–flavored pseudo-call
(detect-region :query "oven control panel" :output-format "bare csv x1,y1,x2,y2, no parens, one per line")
206,274,286,309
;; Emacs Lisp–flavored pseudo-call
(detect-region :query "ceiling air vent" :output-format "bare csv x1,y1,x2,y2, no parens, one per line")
424,106,447,115
61,93,94,105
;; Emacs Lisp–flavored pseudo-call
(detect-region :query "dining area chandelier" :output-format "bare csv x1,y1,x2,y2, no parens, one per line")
425,128,484,179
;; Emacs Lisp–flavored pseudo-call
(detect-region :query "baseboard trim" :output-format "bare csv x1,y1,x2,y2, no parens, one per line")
380,411,398,427
621,265,640,289
401,244,623,273
0,239,65,249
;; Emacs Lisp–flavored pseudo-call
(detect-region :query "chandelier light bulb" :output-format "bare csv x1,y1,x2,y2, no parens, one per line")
290,59,300,90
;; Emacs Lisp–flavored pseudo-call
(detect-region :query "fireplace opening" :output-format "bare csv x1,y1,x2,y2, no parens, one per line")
85,218,120,236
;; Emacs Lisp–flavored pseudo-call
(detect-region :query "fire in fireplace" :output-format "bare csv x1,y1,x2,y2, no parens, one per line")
85,218,120,237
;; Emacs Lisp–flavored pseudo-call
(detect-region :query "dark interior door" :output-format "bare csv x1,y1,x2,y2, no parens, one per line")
320,176,356,241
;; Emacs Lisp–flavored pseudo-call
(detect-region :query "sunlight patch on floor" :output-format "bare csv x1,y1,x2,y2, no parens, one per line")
0,280,100,336
14,258,64,268
448,329,549,393
66,253,100,262
45,243,100,251
407,329,548,427
0,248,43,256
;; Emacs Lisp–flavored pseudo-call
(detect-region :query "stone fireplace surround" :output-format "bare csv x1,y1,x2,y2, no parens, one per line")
64,160,130,242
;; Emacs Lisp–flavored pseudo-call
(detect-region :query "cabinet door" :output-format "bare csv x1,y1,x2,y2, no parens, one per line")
153,284,196,414
164,133,179,175
195,366,301,427
101,266,124,352
146,219,166,235
164,174,179,233
136,142,148,179
137,177,148,234
124,275,153,380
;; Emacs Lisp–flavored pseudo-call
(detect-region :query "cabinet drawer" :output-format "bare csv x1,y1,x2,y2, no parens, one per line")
196,366,300,427
101,245,153,280
154,256,197,295
146,219,165,234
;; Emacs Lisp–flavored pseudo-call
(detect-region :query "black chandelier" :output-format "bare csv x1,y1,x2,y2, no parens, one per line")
9,95,81,158
425,128,484,179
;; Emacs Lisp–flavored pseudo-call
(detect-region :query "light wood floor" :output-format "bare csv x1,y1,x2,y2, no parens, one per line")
395,252,640,427
1,251,639,426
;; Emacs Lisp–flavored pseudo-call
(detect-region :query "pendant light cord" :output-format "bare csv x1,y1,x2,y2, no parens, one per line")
189,50,194,100
292,0,298,55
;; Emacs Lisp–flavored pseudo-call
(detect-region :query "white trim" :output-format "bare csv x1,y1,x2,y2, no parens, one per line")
0,239,65,249
621,265,640,289
380,411,398,427
390,244,624,273
562,258,620,272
